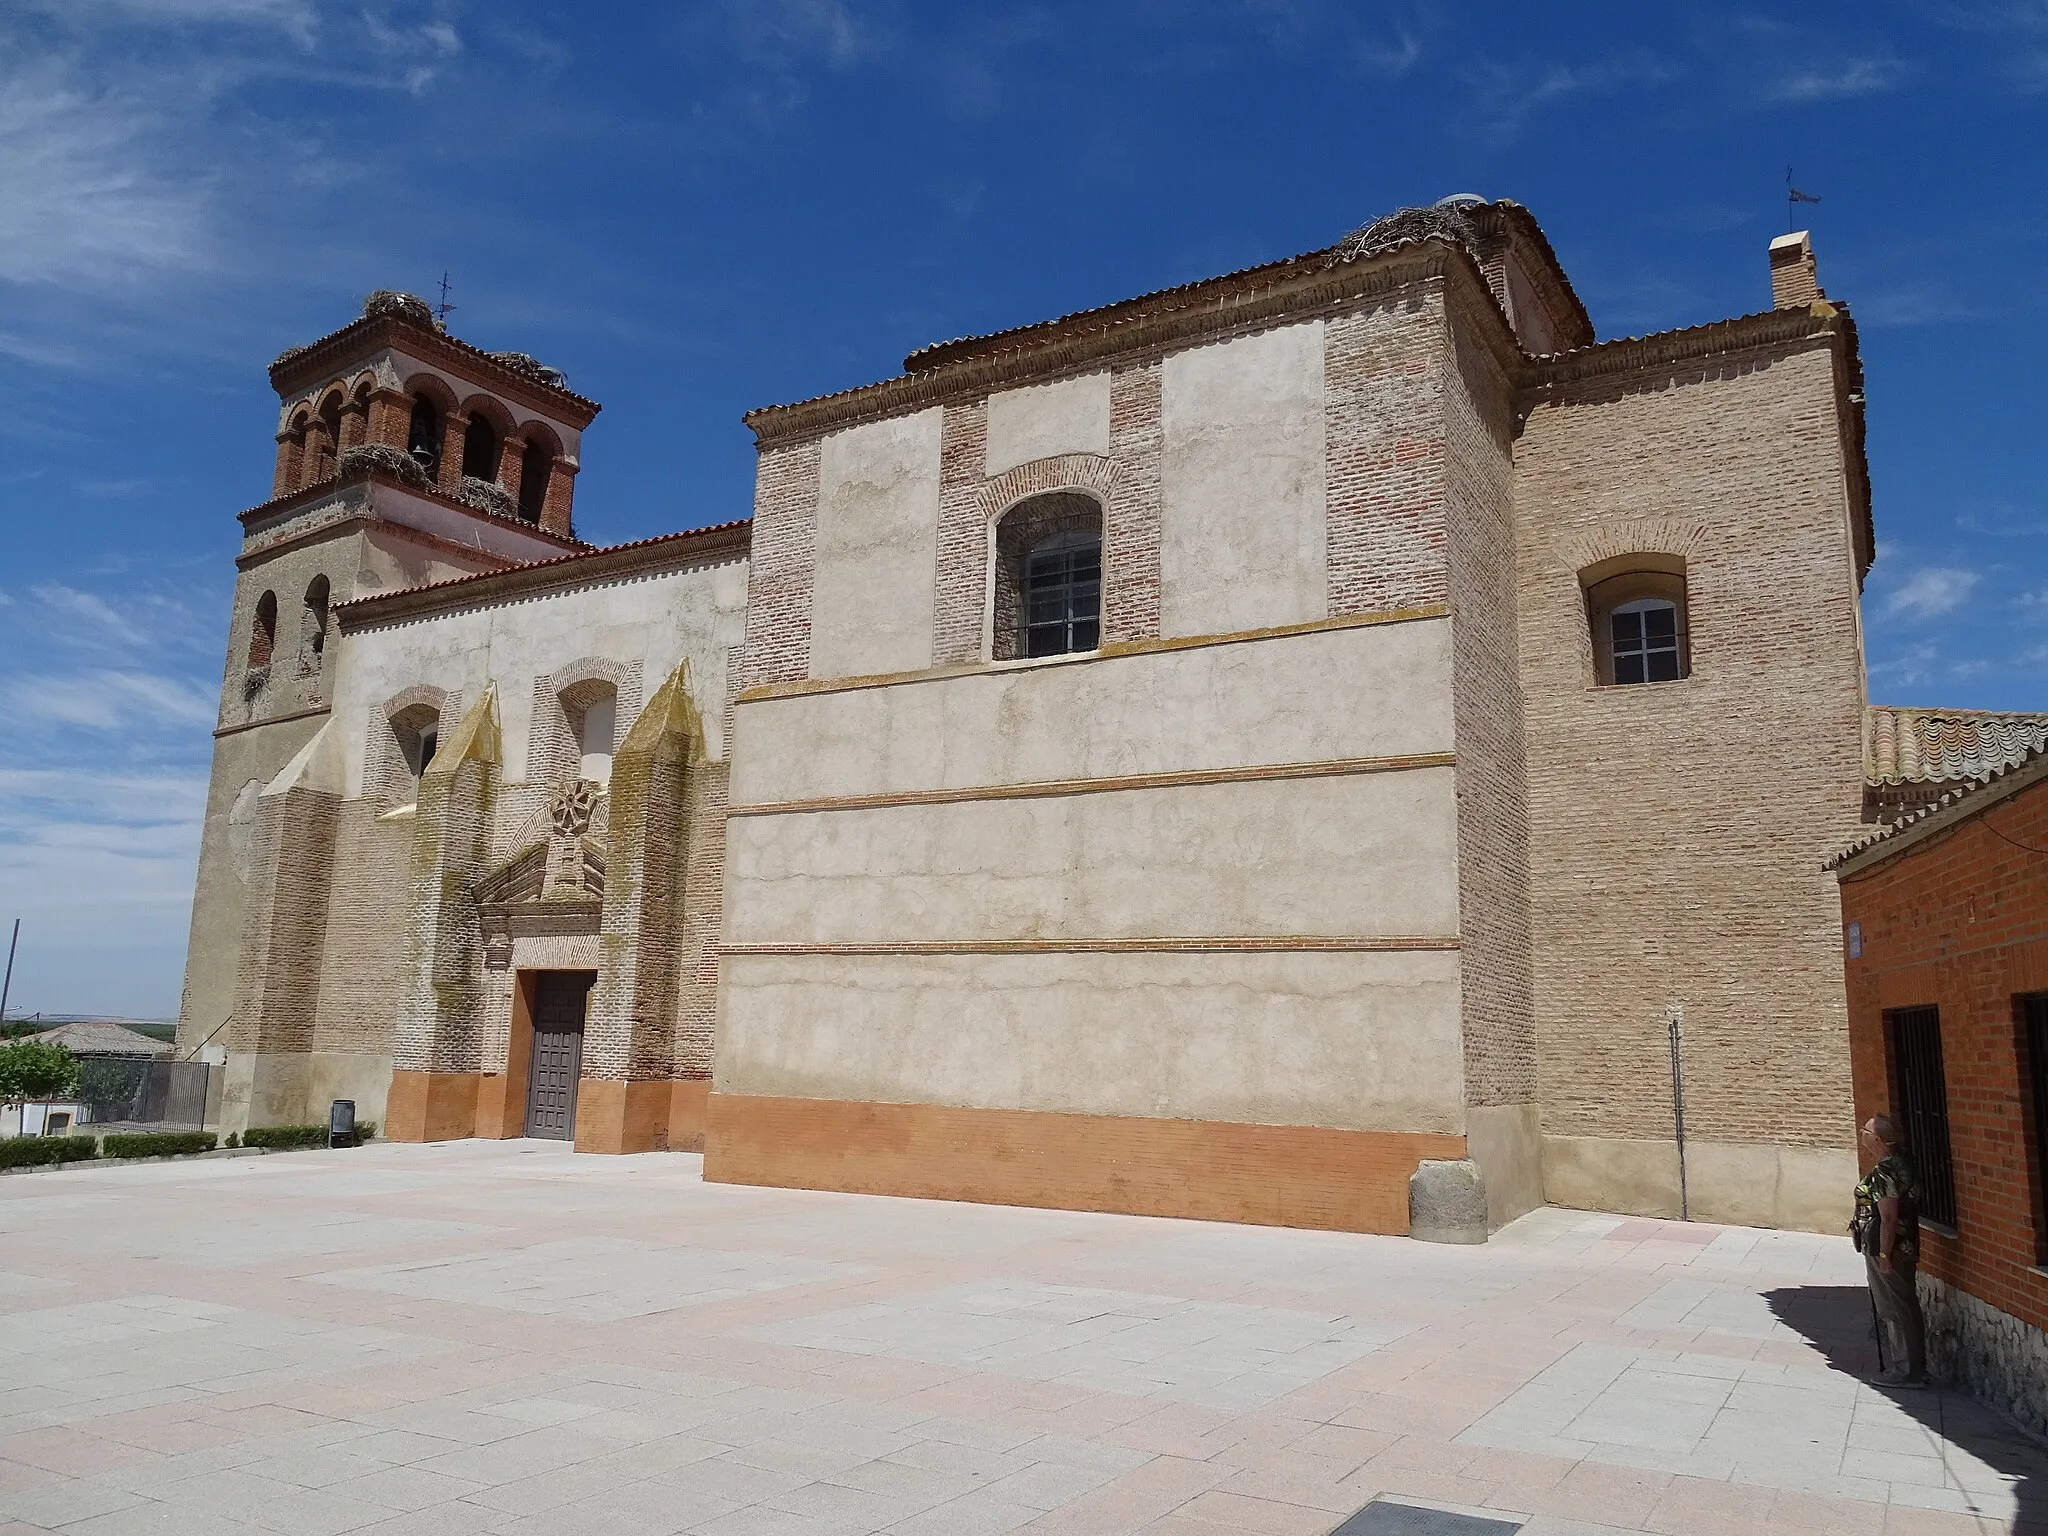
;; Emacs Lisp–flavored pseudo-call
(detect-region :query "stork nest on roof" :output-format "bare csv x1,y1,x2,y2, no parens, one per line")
489,351,569,389
1334,204,1483,265
363,290,438,329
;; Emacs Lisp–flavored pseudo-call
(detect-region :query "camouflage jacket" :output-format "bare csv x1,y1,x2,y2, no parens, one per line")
1854,1150,1920,1265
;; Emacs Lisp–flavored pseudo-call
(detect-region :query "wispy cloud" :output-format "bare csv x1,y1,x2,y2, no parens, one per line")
1766,56,1911,101
0,59,216,287
1460,52,1675,142
1880,566,1982,621
1356,24,1424,77
0,670,217,731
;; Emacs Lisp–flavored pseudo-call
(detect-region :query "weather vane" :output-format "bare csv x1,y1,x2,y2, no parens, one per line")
1786,168,1822,232
434,271,457,326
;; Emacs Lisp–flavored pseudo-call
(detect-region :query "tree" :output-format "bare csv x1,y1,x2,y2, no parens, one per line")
78,1056,144,1116
0,1039,81,1107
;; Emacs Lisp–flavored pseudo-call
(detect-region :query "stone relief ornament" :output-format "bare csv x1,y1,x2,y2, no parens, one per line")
549,780,600,839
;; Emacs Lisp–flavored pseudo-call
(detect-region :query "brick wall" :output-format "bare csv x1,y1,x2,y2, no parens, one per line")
311,802,412,1056
931,401,989,664
1517,335,1869,1154
1840,771,2048,1334
741,440,819,687
1325,289,1451,616
1441,303,1534,1111
1104,363,1163,645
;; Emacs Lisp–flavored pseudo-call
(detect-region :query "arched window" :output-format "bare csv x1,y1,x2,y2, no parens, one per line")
518,438,552,523
247,591,277,670
392,705,440,781
1583,557,1690,687
308,395,342,484
299,575,330,673
276,414,308,496
561,681,617,785
991,492,1103,660
461,414,500,482
407,397,442,477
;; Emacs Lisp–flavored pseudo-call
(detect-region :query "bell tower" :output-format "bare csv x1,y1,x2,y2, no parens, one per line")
177,290,600,1127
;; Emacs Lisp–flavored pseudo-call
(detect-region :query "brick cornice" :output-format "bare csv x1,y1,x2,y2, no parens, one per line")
337,520,751,629
270,314,600,425
236,467,589,550
743,243,1520,450
1519,304,1843,389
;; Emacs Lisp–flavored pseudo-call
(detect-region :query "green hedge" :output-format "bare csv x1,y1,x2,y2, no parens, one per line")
243,1124,327,1150
243,1121,377,1150
0,1136,97,1169
100,1131,217,1160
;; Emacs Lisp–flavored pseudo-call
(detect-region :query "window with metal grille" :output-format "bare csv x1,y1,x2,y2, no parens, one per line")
1888,1005,1959,1231
1021,530,1100,658
1610,598,1683,684
2024,993,2048,1259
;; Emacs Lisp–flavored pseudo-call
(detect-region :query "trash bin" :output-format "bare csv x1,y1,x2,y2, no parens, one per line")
328,1099,357,1149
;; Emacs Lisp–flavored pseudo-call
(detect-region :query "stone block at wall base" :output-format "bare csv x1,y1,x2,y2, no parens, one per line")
575,1079,671,1154
704,1092,1464,1234
1466,1103,1541,1230
384,1070,483,1142
669,1079,709,1152
1542,1134,1854,1232
1410,1159,1488,1243
1921,1271,2048,1441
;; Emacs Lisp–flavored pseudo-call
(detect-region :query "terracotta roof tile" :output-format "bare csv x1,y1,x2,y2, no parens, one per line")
1864,704,2048,785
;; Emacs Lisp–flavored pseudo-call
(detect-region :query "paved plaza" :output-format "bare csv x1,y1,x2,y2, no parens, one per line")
0,1142,2043,1536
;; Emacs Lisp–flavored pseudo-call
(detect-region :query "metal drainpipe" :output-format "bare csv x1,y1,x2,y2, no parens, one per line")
1669,1010,1690,1221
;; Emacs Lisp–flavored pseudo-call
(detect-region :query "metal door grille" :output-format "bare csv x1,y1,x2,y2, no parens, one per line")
2024,993,2048,1260
1888,1005,1958,1230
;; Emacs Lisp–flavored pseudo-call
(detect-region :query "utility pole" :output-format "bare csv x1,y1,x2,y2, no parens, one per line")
0,919,18,1025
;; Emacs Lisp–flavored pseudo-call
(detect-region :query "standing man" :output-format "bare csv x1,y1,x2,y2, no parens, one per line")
1854,1114,1928,1387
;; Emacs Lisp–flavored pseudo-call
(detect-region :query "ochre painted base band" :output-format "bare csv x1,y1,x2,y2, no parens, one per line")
669,1079,709,1152
702,1092,1464,1235
575,1079,672,1154
384,1070,485,1142
385,1070,710,1150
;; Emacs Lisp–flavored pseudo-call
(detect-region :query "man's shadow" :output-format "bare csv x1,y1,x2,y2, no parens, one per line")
1763,1284,2047,1530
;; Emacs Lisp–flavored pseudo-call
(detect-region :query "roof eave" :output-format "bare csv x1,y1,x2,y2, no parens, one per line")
1831,746,2048,876
269,314,602,425
743,237,1519,450
336,518,752,627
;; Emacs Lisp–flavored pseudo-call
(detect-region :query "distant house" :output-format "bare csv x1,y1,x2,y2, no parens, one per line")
30,1021,175,1060
1833,744,2048,1437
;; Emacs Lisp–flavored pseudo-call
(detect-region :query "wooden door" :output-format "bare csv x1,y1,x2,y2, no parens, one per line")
525,971,593,1139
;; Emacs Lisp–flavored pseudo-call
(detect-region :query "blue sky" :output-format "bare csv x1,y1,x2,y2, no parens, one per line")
2,1,2045,1019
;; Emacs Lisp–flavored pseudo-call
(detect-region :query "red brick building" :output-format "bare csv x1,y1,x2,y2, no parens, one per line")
1834,745,2048,1435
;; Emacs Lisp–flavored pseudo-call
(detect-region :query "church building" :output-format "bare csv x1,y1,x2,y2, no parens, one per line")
177,200,2046,1236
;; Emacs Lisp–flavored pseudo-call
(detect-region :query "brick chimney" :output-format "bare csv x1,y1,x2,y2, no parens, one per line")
1770,230,1823,309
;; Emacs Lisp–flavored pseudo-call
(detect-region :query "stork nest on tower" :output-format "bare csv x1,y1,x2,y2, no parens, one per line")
339,443,429,489
362,290,439,330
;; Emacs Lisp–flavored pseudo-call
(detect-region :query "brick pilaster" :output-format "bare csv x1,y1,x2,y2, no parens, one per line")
1106,363,1163,644
740,440,820,687
1325,292,1451,614
932,401,990,663
392,688,499,1082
